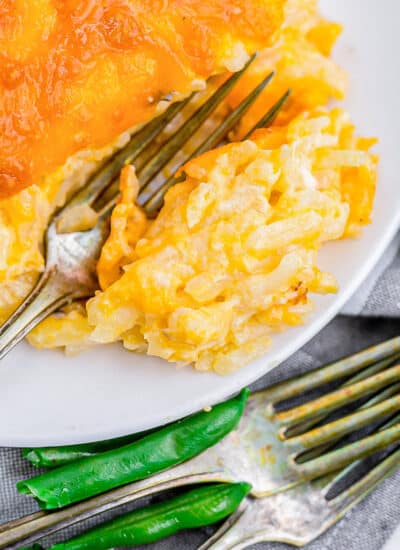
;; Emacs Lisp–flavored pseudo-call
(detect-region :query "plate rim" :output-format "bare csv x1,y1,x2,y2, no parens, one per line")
2,213,399,448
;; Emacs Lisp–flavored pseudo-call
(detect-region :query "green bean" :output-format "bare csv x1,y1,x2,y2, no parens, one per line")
23,432,149,468
50,482,251,550
17,389,250,510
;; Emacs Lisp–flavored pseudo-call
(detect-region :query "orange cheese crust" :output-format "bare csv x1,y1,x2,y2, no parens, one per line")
0,0,285,199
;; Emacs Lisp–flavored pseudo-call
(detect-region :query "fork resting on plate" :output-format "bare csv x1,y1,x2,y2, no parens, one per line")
0,54,289,360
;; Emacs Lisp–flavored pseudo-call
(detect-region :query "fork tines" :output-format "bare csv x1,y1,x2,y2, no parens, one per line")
264,337,400,480
66,53,290,219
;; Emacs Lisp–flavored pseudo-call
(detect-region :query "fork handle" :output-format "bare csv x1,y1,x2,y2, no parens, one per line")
0,270,75,360
0,470,222,549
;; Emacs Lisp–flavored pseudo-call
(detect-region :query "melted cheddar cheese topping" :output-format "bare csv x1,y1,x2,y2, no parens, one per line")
0,0,284,198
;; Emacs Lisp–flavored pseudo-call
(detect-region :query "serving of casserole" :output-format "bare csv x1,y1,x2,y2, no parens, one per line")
0,0,376,374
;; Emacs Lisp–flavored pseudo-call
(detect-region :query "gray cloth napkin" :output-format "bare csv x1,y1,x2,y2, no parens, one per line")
342,232,400,318
1,235,400,549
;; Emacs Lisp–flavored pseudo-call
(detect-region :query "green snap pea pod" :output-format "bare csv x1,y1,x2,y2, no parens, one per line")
50,482,251,550
17,389,250,510
23,431,150,468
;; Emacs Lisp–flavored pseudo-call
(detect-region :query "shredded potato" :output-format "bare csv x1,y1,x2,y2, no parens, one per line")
97,166,150,290
29,109,377,373
0,187,50,324
9,1,378,374
28,303,94,356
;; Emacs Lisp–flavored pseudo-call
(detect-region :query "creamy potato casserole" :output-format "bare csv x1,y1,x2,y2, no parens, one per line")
0,0,377,373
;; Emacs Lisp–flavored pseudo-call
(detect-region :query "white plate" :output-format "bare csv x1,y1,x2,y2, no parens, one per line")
384,527,400,550
1,0,399,446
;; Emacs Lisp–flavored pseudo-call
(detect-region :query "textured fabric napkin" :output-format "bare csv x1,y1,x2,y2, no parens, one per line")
1,234,400,549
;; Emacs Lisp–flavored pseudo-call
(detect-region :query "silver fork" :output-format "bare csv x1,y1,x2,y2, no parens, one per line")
2,337,400,548
200,440,400,549
0,54,290,360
